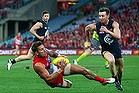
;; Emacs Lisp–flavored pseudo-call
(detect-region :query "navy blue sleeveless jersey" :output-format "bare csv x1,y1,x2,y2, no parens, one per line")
33,20,49,42
96,19,122,58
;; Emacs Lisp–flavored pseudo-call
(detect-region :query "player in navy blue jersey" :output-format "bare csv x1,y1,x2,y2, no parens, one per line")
84,7,124,91
7,10,50,70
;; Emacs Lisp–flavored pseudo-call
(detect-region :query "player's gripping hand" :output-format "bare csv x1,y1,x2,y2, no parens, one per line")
39,36,45,41
57,59,67,70
100,26,109,33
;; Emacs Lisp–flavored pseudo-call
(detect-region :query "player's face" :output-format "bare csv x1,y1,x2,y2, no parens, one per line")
99,12,109,24
36,44,46,57
42,13,50,23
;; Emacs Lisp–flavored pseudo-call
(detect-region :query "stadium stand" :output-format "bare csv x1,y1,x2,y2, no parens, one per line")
0,0,36,21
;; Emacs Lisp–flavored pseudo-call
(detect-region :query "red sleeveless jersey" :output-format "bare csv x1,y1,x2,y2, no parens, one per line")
33,53,64,88
33,53,50,69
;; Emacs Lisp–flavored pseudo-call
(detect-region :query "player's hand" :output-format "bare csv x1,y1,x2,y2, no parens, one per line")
100,26,109,33
39,36,45,40
57,59,67,70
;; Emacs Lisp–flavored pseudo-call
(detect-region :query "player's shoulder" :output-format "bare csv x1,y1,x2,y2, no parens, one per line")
36,21,43,24
110,19,118,25
86,23,96,28
35,21,43,27
113,21,119,24
34,55,45,62
112,20,119,27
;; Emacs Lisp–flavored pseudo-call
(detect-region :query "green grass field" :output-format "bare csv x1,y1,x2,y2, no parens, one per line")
0,55,139,93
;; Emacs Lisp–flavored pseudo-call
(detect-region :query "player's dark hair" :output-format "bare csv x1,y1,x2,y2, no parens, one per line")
32,41,43,53
41,10,49,16
99,7,110,15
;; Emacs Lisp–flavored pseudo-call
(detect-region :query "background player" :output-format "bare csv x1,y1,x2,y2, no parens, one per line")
73,31,109,69
7,10,50,70
32,41,115,88
14,32,22,56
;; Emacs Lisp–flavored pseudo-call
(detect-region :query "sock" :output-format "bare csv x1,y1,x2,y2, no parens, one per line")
76,53,87,63
11,59,16,64
104,60,109,66
95,75,106,83
117,72,123,84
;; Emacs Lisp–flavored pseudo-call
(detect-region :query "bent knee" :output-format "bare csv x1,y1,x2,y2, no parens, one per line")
108,59,115,65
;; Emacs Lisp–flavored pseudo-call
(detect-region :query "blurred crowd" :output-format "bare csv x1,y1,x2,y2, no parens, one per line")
0,0,34,20
110,1,139,49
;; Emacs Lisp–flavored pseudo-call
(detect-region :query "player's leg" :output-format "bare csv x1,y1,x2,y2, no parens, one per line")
98,45,109,69
102,51,116,76
15,47,34,62
61,79,72,88
114,58,124,91
73,48,93,65
15,45,19,56
7,47,34,70
64,64,115,85
73,41,93,65
103,51,123,91
115,58,124,84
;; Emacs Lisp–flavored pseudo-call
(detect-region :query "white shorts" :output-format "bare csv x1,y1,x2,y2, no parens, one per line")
64,63,71,75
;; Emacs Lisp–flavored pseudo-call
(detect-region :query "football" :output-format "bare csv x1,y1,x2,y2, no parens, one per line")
53,56,70,66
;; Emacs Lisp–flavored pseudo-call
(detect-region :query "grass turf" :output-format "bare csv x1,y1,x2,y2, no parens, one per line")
0,55,139,93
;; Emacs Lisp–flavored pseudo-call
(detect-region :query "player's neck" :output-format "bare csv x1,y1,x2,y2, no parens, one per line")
102,19,109,26
42,19,48,24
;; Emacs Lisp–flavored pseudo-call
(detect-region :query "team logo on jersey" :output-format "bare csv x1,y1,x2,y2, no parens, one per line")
44,27,47,29
45,29,49,37
104,34,114,45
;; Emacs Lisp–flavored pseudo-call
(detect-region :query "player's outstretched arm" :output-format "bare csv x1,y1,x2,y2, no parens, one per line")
34,61,66,83
85,23,96,42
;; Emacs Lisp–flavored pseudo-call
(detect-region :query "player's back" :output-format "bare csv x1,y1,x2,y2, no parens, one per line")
33,20,49,42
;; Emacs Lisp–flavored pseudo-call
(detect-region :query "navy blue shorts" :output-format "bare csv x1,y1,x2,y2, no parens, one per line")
102,50,122,59
91,38,100,48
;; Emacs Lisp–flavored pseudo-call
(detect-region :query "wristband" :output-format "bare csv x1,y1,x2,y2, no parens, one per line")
56,69,63,74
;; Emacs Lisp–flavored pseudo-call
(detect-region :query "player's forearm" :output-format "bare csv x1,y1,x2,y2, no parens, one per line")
85,27,91,41
30,30,40,39
107,30,121,39
45,69,63,83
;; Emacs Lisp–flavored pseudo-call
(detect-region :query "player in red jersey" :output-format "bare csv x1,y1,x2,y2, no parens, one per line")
32,41,115,88
14,32,22,56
